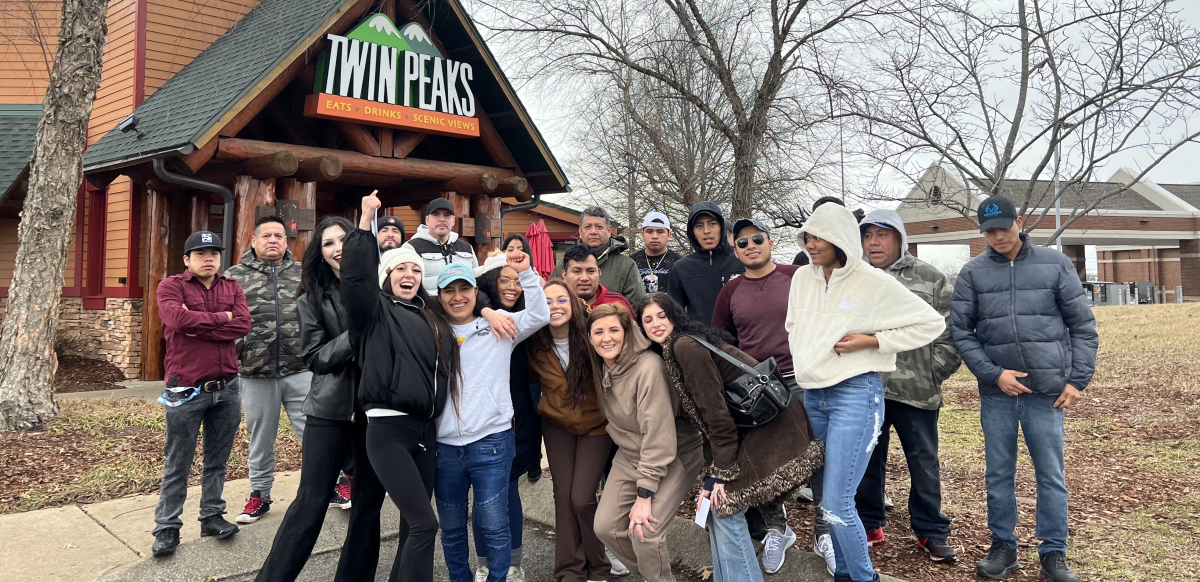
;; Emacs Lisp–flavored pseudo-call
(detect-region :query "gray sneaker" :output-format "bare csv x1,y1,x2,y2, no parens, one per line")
813,533,836,576
606,548,630,576
761,526,796,574
796,487,814,503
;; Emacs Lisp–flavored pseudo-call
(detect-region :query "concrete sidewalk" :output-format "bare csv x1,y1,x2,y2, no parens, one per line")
55,380,164,403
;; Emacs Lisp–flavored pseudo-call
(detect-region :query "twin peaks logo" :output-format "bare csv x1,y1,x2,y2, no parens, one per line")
304,14,480,138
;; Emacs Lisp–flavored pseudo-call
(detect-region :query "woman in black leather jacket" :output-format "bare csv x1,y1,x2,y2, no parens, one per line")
255,216,389,582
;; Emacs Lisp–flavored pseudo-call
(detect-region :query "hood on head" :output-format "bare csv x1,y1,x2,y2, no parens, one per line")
859,208,909,258
798,202,864,269
413,224,460,244
686,201,730,254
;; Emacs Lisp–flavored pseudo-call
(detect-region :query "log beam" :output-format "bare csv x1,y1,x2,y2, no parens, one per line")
216,138,516,183
241,152,299,179
393,131,425,158
295,156,342,182
337,122,381,156
445,172,497,195
376,127,394,158
495,176,528,198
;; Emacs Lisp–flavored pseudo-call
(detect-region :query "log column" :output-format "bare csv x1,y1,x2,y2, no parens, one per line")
141,187,171,381
188,193,210,235
472,194,501,258
234,175,277,263
278,178,317,259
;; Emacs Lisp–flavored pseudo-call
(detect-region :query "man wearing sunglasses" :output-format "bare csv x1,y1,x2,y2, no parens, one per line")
854,209,961,564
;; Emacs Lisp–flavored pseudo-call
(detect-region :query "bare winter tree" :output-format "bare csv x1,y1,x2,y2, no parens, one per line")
829,0,1200,243
0,0,108,430
473,0,882,220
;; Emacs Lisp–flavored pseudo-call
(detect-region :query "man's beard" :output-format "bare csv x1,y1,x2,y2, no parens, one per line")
379,240,400,252
745,254,773,271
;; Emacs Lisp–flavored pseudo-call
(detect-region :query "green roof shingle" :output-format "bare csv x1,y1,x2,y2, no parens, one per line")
0,106,41,202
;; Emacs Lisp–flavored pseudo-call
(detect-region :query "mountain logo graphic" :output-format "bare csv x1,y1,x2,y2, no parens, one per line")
983,203,1001,217
345,14,442,57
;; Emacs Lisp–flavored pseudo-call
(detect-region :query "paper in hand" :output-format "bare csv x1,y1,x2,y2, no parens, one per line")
694,497,711,528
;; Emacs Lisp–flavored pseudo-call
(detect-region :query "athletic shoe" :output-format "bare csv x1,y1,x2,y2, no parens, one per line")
796,487,814,503
976,542,1019,579
236,490,271,524
508,566,526,582
1039,552,1079,582
474,566,488,582
199,515,239,539
761,525,796,574
884,493,894,510
865,527,885,546
331,474,352,509
606,548,630,576
917,537,958,563
151,528,180,557
527,466,543,483
813,533,836,576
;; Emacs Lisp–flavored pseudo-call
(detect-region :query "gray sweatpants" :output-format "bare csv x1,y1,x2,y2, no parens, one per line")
240,372,312,496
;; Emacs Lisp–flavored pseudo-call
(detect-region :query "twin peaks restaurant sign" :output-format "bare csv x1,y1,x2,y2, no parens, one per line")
304,14,480,138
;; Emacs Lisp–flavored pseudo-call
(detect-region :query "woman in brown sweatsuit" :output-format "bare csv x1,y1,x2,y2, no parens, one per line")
526,279,613,582
587,303,704,582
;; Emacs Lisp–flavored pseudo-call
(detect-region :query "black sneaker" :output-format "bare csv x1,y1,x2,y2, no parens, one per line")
331,474,352,509
1039,552,1079,582
151,528,180,557
236,490,270,524
918,537,958,563
977,542,1019,579
527,466,543,483
199,515,239,540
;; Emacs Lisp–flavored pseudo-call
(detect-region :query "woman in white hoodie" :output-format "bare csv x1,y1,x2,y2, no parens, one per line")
784,203,945,582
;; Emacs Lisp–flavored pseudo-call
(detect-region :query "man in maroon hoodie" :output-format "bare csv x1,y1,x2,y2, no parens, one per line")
150,231,252,558
561,244,632,314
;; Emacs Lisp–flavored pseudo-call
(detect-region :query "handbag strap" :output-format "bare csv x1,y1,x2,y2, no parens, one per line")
678,335,764,378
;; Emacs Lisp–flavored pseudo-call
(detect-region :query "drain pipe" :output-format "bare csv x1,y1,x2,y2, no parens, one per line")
152,158,236,271
498,188,550,239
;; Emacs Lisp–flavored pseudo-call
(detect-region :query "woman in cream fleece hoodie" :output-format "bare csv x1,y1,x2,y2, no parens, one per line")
588,303,704,582
784,202,944,582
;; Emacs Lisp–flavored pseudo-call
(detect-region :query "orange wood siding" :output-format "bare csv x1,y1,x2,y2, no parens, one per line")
143,0,258,97
0,0,60,104
105,177,132,286
503,209,579,237
87,0,139,147
0,218,19,286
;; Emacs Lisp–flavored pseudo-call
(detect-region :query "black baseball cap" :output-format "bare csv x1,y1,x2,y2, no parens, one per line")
183,231,223,254
732,218,770,238
977,194,1017,232
424,198,455,217
376,215,406,238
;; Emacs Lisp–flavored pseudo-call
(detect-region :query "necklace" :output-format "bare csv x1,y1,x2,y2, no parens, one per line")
643,252,668,291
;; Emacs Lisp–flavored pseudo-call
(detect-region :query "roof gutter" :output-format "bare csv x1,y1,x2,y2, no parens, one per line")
152,158,235,271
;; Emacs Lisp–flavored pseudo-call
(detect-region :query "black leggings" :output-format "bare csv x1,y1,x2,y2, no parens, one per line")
366,415,439,582
255,415,384,582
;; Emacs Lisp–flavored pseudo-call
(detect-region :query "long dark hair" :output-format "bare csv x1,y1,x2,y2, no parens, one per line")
502,233,530,253
298,216,354,306
636,292,734,349
477,265,526,312
381,261,463,414
527,278,594,405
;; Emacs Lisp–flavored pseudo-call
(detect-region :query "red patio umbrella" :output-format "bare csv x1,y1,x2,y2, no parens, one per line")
525,219,555,280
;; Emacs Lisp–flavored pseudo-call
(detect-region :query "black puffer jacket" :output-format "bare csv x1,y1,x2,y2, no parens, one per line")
666,201,744,324
950,233,1098,396
341,228,451,418
298,286,357,421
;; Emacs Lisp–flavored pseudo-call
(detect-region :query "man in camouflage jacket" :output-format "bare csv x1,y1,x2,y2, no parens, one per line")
224,216,310,523
854,209,962,562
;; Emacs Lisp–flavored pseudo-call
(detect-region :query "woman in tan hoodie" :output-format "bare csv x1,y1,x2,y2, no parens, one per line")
588,303,704,582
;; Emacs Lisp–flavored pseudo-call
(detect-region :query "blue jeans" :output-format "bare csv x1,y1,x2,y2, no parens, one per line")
437,431,516,582
473,477,523,567
980,393,1068,555
804,373,884,582
706,509,763,582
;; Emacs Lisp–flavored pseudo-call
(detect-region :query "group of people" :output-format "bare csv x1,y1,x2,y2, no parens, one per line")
148,187,1097,582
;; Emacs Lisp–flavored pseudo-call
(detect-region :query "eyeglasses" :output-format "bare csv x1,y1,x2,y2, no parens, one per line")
497,278,520,287
546,297,571,306
736,234,767,248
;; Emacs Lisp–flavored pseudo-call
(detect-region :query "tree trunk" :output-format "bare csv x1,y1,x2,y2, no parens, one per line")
0,0,108,431
730,141,760,220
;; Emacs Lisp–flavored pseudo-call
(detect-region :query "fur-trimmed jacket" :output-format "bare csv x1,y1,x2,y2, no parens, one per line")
662,334,824,517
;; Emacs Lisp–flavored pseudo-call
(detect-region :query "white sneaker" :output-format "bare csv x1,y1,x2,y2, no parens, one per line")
884,493,895,510
606,548,630,576
796,487,814,503
474,566,488,582
814,534,836,576
507,566,526,582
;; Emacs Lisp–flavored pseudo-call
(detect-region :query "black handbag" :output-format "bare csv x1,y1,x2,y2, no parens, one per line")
680,335,792,428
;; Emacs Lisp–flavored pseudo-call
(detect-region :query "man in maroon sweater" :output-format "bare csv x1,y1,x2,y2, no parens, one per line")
561,244,633,314
150,231,252,558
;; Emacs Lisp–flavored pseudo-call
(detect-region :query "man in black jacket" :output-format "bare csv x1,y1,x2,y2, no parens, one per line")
666,201,743,324
951,195,1097,582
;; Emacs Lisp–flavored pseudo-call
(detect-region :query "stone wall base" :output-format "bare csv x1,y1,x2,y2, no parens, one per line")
0,296,144,379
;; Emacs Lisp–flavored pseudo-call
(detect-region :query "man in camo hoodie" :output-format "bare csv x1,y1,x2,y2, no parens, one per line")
854,209,962,563
225,215,310,525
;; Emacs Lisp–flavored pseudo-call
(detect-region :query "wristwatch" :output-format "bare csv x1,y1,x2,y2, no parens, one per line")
637,487,655,499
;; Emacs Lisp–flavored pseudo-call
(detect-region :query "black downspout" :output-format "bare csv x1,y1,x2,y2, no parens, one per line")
498,190,544,238
152,158,236,271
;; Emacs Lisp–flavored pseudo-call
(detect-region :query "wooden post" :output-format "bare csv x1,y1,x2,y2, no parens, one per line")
278,178,317,260
234,175,277,263
472,195,500,258
141,187,171,381
188,192,210,235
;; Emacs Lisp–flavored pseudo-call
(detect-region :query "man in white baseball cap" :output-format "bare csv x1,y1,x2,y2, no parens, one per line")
628,211,683,293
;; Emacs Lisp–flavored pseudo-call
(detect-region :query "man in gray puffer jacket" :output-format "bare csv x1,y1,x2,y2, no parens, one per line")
225,215,311,525
950,195,1097,582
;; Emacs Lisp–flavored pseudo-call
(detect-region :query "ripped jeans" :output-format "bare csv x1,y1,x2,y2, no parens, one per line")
804,373,884,582
436,430,516,582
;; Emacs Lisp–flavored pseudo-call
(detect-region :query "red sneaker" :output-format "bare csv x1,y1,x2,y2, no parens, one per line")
236,490,270,524
332,475,352,510
866,527,886,546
